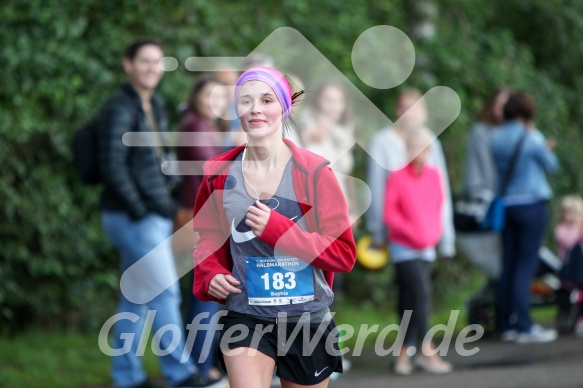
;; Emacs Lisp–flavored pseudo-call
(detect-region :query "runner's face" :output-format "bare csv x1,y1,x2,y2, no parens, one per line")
237,80,283,139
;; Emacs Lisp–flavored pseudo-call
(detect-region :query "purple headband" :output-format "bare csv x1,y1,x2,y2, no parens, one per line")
234,66,293,120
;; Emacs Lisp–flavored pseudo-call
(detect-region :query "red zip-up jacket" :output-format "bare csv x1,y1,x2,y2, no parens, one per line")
192,139,356,303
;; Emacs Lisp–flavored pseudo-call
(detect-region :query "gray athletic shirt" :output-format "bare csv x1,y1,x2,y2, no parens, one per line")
223,152,333,318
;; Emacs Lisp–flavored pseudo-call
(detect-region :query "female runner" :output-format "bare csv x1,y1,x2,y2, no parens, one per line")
192,66,356,388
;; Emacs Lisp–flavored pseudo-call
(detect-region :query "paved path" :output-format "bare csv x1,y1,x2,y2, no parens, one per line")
85,334,583,387
329,335,583,388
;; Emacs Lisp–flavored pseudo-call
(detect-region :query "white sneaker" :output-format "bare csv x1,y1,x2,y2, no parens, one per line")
414,355,453,374
394,359,413,376
501,330,518,342
515,325,557,344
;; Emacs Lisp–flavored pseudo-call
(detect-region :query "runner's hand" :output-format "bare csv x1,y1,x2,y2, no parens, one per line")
245,200,271,238
208,274,241,299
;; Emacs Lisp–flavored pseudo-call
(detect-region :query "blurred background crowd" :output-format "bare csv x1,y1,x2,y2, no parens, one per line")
2,0,583,386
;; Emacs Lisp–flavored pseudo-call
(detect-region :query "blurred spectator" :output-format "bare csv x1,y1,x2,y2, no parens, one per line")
176,75,229,225
455,88,511,292
214,65,242,149
214,66,240,90
98,39,218,388
554,195,583,336
554,195,583,260
282,72,305,146
366,88,455,257
463,87,511,197
554,194,583,337
490,91,559,344
243,52,275,69
175,75,229,382
299,81,359,227
384,127,453,375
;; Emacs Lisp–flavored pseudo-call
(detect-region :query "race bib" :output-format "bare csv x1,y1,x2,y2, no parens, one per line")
245,256,315,306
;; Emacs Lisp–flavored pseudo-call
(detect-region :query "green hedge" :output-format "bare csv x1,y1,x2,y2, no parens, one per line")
1,0,582,333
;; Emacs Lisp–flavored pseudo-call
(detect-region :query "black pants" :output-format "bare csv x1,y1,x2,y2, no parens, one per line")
395,259,433,347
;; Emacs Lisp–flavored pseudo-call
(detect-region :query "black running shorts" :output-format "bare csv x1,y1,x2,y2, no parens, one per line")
217,310,343,385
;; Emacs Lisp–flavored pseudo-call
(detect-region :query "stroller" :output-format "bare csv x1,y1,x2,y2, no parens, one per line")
457,232,563,335
555,242,583,333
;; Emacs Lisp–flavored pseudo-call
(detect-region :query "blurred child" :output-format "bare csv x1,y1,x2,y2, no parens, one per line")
367,88,455,257
555,195,583,260
555,195,583,336
384,127,453,375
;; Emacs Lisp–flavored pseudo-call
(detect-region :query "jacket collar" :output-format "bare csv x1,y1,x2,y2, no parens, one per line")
208,138,327,179
120,81,163,111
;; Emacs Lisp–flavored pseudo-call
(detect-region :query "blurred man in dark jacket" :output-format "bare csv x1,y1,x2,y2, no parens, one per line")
98,39,225,388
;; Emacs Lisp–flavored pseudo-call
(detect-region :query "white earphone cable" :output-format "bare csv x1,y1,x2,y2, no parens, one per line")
241,145,260,201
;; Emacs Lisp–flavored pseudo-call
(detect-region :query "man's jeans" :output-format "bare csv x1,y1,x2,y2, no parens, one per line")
102,212,194,388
